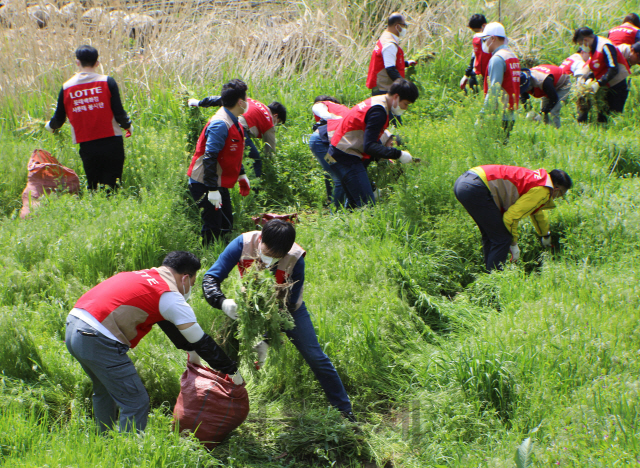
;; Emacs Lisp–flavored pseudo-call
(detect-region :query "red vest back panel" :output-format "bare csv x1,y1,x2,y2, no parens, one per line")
608,23,639,46
242,98,274,138
62,73,118,144
366,34,405,89
331,96,389,160
530,65,564,98
472,35,491,76
483,48,521,110
481,165,549,195
75,269,171,348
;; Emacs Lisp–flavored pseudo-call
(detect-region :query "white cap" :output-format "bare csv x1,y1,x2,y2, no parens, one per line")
481,22,509,45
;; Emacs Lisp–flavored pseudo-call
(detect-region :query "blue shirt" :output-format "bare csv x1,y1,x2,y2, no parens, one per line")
483,44,515,121
205,235,305,309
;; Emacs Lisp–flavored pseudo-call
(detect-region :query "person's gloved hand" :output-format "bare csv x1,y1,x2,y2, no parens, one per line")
221,298,238,320
459,75,469,90
230,371,244,385
187,350,201,366
407,59,417,67
252,340,269,370
208,190,222,209
541,233,552,247
125,124,133,138
398,150,413,164
590,80,600,94
468,74,478,89
188,98,200,107
44,121,54,133
237,175,250,197
510,244,520,262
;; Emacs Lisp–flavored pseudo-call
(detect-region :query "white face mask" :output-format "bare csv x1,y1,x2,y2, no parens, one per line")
481,38,491,54
398,26,407,39
391,98,405,116
181,276,192,301
240,99,248,113
259,241,280,267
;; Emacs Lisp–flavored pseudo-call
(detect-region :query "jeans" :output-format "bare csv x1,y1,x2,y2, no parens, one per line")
541,80,572,128
328,157,375,209
285,302,352,413
188,181,233,245
308,133,346,208
65,315,149,433
454,172,513,271
245,135,262,177
78,136,125,190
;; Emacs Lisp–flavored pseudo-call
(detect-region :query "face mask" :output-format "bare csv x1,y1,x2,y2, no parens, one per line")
240,100,248,113
260,252,276,267
391,98,405,116
181,276,192,301
398,26,407,39
481,38,491,54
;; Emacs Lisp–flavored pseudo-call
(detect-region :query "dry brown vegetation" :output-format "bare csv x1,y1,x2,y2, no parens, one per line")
0,0,630,111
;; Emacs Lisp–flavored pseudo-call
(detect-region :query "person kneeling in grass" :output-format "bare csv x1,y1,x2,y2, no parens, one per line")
201,219,356,422
66,251,242,433
454,165,572,272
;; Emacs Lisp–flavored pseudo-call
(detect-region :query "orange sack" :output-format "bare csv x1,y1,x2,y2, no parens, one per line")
20,149,80,219
173,362,250,449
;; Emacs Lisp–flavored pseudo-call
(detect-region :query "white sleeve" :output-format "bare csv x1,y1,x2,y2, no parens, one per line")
312,103,334,120
381,43,399,68
158,291,197,326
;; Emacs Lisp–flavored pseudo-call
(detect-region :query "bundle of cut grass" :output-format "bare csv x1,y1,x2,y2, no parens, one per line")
572,81,608,120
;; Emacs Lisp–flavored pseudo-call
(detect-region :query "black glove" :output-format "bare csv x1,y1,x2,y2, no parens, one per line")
157,320,196,351
468,74,478,89
198,95,223,108
520,92,530,105
202,275,226,309
312,118,327,132
192,332,238,374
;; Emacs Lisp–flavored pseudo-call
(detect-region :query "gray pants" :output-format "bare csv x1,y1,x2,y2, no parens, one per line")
542,81,572,128
454,172,513,272
65,315,149,433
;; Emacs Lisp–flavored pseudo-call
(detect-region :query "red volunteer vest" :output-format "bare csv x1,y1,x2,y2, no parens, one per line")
74,269,171,348
589,36,631,84
62,73,118,144
530,65,564,98
366,34,405,89
237,232,306,285
472,35,491,76
313,101,351,122
608,23,639,46
331,96,389,160
483,48,521,110
560,54,583,75
242,98,274,138
482,165,550,200
187,112,245,188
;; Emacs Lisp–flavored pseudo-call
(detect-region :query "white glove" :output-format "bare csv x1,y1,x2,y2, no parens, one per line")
510,244,520,263
221,299,238,320
187,351,201,365
125,124,133,138
541,233,552,247
398,151,413,164
188,98,200,107
44,121,54,133
207,190,222,209
459,75,469,90
252,340,269,369
407,59,417,67
230,371,244,385
590,81,600,94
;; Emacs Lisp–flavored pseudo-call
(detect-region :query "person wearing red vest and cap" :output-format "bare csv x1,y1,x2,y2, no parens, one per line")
479,22,521,138
201,219,356,422
45,45,132,191
328,78,419,208
573,27,631,123
461,14,491,93
187,79,251,245
608,13,640,46
65,251,242,433
366,12,416,125
189,95,286,178
454,166,572,272
520,65,572,128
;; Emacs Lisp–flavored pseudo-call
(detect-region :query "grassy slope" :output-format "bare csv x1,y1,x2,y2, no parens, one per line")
2,3,640,468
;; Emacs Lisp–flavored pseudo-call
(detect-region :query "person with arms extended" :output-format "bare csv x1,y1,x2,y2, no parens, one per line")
608,13,640,46
328,78,419,208
189,95,286,178
519,65,572,128
573,27,631,123
65,251,242,433
460,13,491,93
478,22,521,139
45,45,132,191
454,165,572,272
201,219,356,421
366,12,416,124
187,79,251,245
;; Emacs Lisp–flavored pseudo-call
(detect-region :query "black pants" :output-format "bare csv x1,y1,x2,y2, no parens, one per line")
454,171,512,272
577,79,628,123
78,136,125,190
188,181,233,245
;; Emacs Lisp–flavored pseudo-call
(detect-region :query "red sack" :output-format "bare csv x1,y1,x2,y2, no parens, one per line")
173,362,249,449
252,212,298,226
20,149,80,219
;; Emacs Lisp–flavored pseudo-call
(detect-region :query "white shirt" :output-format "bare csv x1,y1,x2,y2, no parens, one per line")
311,102,343,121
381,33,400,68
70,291,197,344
